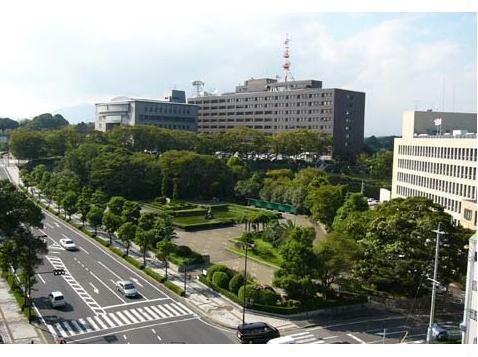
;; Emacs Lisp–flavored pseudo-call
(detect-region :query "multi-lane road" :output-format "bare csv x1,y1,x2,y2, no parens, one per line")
1,159,235,344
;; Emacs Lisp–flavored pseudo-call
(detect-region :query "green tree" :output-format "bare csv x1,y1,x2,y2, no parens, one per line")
102,211,123,245
135,228,156,267
9,130,46,160
117,222,137,256
353,197,471,296
121,200,141,225
62,191,78,220
306,184,346,230
234,173,263,199
273,226,318,301
107,196,127,216
332,192,369,232
24,113,69,131
156,239,176,280
76,194,91,227
86,205,103,236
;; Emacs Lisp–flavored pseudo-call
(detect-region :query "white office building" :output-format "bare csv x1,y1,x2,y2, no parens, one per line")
392,111,477,230
462,233,477,344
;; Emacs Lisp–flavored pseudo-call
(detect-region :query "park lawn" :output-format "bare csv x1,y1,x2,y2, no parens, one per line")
229,237,283,267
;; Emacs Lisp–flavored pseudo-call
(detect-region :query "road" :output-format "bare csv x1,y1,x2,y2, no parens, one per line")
1,159,235,344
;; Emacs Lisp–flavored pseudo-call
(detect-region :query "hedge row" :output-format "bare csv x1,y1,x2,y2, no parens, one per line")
172,208,208,217
174,219,234,231
0,271,36,319
164,280,185,297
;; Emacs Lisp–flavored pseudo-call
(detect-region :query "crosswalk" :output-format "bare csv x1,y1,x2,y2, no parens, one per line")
46,256,104,314
286,331,324,344
49,302,195,338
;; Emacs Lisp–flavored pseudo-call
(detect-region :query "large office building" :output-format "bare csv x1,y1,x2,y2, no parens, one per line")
391,110,478,229
95,90,198,132
461,233,477,344
188,78,365,160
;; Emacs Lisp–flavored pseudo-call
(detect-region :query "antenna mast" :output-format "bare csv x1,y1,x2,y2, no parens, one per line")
192,80,205,97
282,34,295,88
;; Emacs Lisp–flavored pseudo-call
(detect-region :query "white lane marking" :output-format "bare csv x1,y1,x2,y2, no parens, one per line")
97,261,123,280
86,317,100,331
289,332,311,337
54,221,61,228
55,322,69,337
115,311,132,324
70,320,86,333
157,335,162,342
156,304,174,317
90,271,126,303
151,328,156,334
123,335,128,340
50,250,62,254
129,308,146,322
108,313,124,326
310,316,406,332
37,274,46,284
89,282,99,294
175,302,194,314
295,337,318,344
80,247,90,255
78,318,93,333
46,223,55,229
163,304,181,316
150,305,168,318
129,277,144,288
69,317,198,343
92,316,109,329
122,310,139,324
61,234,69,240
312,340,325,344
347,333,366,344
102,297,169,310
137,307,154,320
99,313,116,328
323,335,339,340
144,307,160,319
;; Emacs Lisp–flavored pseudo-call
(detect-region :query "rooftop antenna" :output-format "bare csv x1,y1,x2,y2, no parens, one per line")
282,34,295,89
192,80,205,97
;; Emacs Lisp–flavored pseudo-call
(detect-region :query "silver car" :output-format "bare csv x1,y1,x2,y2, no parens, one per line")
116,280,138,297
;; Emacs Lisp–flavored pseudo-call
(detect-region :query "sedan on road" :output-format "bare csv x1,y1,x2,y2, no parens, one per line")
59,238,77,251
116,280,138,298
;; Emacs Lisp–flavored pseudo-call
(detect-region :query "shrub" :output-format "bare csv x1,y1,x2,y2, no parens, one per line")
256,288,280,306
212,271,230,289
207,264,232,280
228,273,245,294
143,268,166,283
164,280,185,297
237,284,260,304
175,245,193,257
124,255,144,269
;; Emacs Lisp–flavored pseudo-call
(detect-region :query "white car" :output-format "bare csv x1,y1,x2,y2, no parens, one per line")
49,291,66,308
116,280,138,297
60,238,77,251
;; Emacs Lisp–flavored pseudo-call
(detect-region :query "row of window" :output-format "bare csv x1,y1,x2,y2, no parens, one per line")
396,172,476,201
138,115,196,123
199,109,335,116
398,144,478,162
198,117,333,123
150,123,192,130
396,185,463,213
192,92,335,104
199,101,334,110
142,105,192,115
397,159,477,180
199,124,332,130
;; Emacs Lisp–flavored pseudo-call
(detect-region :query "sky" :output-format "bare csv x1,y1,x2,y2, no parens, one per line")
0,1,476,136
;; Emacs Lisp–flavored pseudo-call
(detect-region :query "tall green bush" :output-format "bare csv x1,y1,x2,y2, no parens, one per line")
212,271,230,289
228,273,245,294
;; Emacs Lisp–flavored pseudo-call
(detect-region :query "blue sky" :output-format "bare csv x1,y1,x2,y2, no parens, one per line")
0,6,475,136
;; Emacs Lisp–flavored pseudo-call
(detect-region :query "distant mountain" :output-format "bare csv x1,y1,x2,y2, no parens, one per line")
52,103,95,124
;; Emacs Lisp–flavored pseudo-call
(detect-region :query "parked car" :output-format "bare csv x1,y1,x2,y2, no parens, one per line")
237,322,280,344
116,280,138,297
59,238,77,251
432,323,461,342
49,291,66,308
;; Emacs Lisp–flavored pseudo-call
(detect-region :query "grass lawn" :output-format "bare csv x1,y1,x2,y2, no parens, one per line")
229,238,282,267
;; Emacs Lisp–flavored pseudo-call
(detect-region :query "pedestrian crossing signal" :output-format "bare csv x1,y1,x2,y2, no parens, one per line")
53,269,65,276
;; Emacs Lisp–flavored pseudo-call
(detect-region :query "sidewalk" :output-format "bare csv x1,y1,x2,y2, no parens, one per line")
0,278,44,344
4,160,299,333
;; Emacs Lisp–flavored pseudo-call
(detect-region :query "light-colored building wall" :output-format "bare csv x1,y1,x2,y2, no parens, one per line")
392,111,478,229
462,234,477,344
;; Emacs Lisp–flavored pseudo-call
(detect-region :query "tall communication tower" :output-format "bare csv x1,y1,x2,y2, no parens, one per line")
192,80,205,97
282,34,295,87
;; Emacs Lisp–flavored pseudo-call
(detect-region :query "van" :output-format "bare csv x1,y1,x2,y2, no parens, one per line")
237,322,280,344
49,291,66,308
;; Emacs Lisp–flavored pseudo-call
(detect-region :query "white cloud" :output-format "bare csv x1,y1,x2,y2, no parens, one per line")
0,4,475,136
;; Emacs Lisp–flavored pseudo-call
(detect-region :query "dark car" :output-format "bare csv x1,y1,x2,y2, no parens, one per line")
237,322,280,344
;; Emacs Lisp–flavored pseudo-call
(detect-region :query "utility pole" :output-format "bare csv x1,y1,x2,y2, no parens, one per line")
242,241,249,326
426,223,446,344
382,328,386,344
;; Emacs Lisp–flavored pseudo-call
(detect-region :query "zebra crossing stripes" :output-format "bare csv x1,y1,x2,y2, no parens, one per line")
287,331,321,344
50,302,195,338
46,256,104,314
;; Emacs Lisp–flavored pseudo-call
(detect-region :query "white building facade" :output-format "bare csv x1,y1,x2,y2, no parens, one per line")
392,111,477,230
462,234,477,344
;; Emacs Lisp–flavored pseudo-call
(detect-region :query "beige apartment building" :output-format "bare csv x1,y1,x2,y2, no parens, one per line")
392,111,477,230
